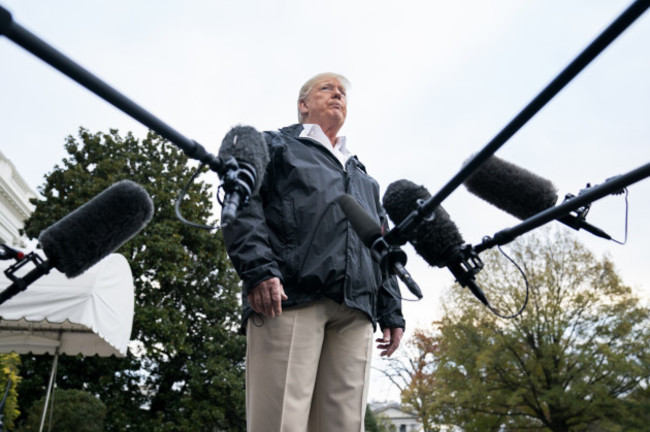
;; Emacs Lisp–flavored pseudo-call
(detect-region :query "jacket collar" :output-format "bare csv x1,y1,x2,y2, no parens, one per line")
276,124,365,172
278,124,305,138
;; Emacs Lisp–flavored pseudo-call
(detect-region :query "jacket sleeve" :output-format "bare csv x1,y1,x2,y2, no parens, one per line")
377,274,405,330
221,150,283,296
375,205,406,330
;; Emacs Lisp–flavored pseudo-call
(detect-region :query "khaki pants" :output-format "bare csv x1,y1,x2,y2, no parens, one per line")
246,298,374,432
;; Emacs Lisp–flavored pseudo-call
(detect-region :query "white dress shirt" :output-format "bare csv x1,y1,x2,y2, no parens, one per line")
299,124,353,169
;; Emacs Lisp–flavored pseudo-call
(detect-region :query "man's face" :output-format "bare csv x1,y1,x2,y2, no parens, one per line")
299,78,347,129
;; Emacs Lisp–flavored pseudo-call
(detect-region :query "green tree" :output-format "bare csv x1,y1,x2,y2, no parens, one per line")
379,330,439,432
365,404,380,432
18,128,246,431
376,414,396,432
18,389,106,432
393,228,650,431
365,405,397,432
0,353,21,430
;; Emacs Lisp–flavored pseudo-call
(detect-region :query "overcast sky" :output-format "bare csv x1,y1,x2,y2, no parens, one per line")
2,0,649,403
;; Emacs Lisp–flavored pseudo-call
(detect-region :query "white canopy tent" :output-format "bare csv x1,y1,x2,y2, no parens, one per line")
0,253,134,357
0,253,135,431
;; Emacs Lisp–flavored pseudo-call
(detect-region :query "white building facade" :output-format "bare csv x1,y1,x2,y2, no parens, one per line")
0,150,37,247
372,402,423,432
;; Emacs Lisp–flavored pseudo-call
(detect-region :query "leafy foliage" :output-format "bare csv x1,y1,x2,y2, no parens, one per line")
0,353,21,430
365,404,380,432
387,228,650,431
18,389,106,432
18,129,246,431
378,329,439,432
364,405,398,432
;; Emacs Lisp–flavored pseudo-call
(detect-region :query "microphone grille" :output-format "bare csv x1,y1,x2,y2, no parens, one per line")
383,179,464,267
39,180,154,277
218,125,270,193
464,155,558,220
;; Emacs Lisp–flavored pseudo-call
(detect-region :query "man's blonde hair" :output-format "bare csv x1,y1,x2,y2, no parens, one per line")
297,72,350,123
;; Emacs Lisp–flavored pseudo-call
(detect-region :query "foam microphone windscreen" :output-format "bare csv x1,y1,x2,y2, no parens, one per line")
464,155,558,220
338,194,382,247
383,180,464,268
39,180,154,277
218,125,270,193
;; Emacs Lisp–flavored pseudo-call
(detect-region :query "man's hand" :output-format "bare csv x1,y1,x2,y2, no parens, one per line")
376,327,403,358
247,277,288,318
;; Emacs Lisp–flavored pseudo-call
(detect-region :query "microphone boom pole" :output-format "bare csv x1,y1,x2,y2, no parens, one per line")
475,162,650,253
0,253,52,305
385,0,650,242
0,4,223,174
1,1,648,232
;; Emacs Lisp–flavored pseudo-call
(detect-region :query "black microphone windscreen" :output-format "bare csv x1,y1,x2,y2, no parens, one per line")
218,125,270,193
383,180,464,268
39,180,154,278
338,194,382,248
464,155,558,220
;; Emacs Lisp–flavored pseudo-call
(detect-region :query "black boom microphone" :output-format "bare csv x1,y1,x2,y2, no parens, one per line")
338,194,422,299
383,180,489,306
464,155,558,220
464,155,612,239
1,180,154,304
218,125,269,227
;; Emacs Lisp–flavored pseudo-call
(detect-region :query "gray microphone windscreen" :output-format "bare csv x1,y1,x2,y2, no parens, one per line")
383,179,464,268
218,125,269,193
464,155,558,220
39,180,154,277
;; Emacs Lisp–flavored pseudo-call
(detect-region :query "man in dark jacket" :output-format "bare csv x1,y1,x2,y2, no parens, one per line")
223,72,405,432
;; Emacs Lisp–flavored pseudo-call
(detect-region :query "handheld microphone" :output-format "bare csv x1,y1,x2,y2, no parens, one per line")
1,180,153,304
382,180,489,306
338,194,422,299
218,125,269,227
338,194,383,247
464,155,612,239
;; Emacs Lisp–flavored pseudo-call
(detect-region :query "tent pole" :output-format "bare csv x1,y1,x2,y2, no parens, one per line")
47,381,56,432
39,347,59,432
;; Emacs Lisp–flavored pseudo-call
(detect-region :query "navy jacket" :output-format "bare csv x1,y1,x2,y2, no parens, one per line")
222,124,405,331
